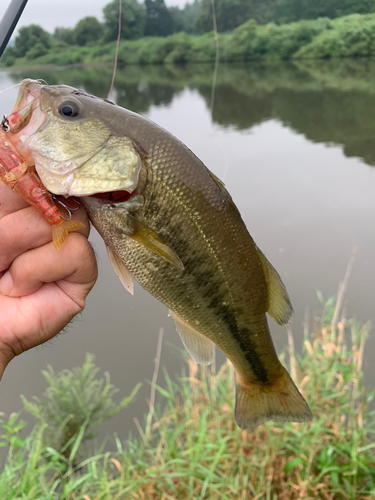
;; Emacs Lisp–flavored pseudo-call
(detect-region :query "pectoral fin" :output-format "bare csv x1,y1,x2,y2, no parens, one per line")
106,245,134,295
170,311,215,365
256,247,293,326
125,214,184,270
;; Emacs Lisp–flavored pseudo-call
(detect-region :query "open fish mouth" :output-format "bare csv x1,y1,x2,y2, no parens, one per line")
11,79,42,113
3,79,43,135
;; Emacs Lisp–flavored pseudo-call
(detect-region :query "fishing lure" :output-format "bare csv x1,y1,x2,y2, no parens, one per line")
0,127,84,248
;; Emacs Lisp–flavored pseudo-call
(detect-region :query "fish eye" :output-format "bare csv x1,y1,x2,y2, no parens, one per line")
58,101,80,118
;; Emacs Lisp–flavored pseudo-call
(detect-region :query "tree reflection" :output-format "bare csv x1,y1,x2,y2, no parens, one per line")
10,59,375,166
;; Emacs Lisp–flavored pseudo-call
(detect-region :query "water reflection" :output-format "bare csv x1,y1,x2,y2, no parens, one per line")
11,59,375,167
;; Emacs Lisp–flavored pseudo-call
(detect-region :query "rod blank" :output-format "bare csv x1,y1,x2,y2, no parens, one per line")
0,0,29,58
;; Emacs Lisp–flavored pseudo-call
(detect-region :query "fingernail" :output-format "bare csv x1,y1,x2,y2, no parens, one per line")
0,272,13,295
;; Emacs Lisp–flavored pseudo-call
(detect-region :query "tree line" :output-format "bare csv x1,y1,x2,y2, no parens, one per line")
3,0,375,65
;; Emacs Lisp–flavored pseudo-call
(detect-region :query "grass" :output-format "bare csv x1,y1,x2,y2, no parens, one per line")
0,286,374,498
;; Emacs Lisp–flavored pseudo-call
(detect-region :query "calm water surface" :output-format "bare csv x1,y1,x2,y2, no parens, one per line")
1,60,375,441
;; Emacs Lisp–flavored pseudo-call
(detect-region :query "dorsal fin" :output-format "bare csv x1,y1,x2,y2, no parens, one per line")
207,168,226,190
170,311,215,365
255,247,293,326
106,245,134,295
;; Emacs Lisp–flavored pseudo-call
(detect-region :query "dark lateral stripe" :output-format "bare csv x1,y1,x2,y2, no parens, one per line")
211,301,269,383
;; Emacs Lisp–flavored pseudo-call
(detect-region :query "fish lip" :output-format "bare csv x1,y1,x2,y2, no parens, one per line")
12,79,43,113
5,80,43,134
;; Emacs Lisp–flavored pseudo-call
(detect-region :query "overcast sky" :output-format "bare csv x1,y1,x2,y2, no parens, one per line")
0,0,189,34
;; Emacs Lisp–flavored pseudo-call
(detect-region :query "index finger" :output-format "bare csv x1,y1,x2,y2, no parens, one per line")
0,180,29,219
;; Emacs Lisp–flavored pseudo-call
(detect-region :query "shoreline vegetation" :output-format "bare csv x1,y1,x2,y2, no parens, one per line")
1,292,374,498
4,13,375,69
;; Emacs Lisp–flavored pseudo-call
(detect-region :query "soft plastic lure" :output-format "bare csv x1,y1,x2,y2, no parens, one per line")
0,128,84,248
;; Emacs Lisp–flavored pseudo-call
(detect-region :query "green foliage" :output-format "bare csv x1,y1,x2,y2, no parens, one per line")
250,18,331,59
14,24,51,58
144,0,173,37
0,46,16,67
74,16,104,46
224,18,258,61
25,42,49,60
21,353,140,457
180,0,201,34
103,0,146,41
53,26,75,45
295,13,375,58
0,413,27,450
275,0,375,24
8,12,375,69
197,0,252,33
0,299,374,498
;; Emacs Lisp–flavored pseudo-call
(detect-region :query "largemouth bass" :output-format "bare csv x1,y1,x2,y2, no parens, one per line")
3,79,312,431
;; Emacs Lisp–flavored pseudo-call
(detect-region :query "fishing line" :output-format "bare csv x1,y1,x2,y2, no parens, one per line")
107,0,122,100
0,82,22,94
209,0,229,184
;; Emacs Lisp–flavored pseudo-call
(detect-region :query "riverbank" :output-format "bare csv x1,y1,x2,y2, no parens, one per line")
3,13,375,69
1,293,374,499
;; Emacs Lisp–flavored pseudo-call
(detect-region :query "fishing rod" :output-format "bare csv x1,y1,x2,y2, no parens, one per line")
0,0,29,58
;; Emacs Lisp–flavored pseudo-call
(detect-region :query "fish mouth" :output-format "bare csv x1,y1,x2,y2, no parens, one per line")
5,79,43,134
12,79,42,113
89,190,134,203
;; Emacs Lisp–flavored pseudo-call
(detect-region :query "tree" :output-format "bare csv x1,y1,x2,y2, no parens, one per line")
275,0,375,24
196,0,253,33
169,6,184,33
181,0,201,34
14,24,51,58
144,0,173,37
53,27,75,45
103,0,146,41
74,16,104,46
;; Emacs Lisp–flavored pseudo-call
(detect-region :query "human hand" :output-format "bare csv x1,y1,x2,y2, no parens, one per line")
0,181,98,380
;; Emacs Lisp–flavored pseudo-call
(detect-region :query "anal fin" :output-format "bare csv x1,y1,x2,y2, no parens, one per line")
235,367,312,432
106,245,134,295
170,311,215,365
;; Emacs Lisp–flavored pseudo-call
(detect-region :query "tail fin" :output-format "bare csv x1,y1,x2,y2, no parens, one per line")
235,367,312,432
52,219,85,249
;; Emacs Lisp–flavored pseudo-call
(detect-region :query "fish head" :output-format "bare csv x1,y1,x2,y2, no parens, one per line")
6,79,142,197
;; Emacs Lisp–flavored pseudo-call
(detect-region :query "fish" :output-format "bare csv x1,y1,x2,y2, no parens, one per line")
0,128,84,248
3,79,312,431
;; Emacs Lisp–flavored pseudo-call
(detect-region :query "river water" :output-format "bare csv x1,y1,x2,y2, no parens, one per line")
1,60,375,442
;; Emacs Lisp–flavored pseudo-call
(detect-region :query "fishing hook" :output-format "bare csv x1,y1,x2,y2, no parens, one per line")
1,115,10,132
51,195,81,221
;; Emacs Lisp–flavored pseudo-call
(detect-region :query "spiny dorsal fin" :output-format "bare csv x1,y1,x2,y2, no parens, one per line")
255,247,293,326
124,214,184,270
170,311,215,365
106,245,134,295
